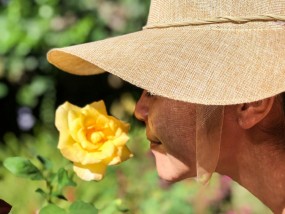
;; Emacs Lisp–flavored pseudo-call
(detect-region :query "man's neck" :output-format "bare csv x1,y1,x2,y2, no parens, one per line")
224,142,285,213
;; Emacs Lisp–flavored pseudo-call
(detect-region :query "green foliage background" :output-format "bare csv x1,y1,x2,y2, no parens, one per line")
0,0,272,213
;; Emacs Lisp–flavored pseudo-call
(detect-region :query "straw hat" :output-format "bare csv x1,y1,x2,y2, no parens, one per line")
47,0,285,105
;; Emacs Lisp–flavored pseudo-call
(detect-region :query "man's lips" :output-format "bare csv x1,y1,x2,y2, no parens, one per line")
149,140,164,152
146,130,161,145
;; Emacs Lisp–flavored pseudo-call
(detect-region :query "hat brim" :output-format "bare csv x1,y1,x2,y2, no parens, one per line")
47,27,285,105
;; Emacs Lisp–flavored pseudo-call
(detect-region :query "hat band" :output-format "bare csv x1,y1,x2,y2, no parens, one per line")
143,14,285,29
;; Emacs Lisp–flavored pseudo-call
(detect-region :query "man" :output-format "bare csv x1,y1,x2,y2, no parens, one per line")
48,0,285,212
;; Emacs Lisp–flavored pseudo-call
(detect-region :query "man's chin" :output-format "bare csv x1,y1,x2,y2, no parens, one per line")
158,175,185,183
156,168,194,183
153,153,196,182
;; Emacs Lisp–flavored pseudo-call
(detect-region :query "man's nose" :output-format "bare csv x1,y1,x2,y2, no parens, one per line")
134,91,149,122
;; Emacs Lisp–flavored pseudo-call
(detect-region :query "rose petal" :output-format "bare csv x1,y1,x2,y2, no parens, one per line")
57,132,74,149
55,102,71,132
68,117,82,141
73,162,107,181
108,146,133,165
100,141,115,157
90,131,104,144
58,134,102,164
111,133,129,147
77,128,99,150
90,100,108,115
118,146,133,161
60,143,107,164
96,115,110,129
56,102,82,130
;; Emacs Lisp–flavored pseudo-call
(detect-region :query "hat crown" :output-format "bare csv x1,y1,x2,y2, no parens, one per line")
146,0,285,28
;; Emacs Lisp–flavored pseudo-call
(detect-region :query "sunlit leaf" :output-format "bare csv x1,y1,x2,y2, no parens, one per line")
55,194,68,201
39,204,66,214
115,199,129,212
69,201,98,214
37,155,53,170
56,168,76,192
3,157,44,180
35,188,48,198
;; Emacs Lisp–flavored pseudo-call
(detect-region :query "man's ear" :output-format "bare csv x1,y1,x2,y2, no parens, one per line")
237,97,275,129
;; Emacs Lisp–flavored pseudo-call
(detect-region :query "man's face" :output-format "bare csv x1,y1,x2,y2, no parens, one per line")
134,90,197,182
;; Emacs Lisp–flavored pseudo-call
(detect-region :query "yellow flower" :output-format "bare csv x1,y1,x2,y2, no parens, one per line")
55,100,133,181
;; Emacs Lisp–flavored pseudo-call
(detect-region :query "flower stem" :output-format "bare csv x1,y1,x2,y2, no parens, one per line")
46,177,53,203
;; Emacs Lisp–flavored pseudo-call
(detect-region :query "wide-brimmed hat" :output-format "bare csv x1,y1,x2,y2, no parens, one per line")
47,0,285,105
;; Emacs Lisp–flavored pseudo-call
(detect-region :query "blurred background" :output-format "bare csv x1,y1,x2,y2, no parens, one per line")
0,0,273,213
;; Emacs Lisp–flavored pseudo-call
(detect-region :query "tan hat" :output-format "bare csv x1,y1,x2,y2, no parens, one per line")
47,0,285,105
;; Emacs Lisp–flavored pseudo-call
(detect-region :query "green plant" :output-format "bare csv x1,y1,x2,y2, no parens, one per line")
0,125,271,214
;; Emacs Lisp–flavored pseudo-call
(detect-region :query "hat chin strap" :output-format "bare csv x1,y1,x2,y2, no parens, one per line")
195,105,224,185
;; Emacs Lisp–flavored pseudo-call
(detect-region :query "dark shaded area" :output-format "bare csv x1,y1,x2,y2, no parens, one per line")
0,0,148,140
56,71,141,109
0,79,18,137
0,70,142,138
0,199,12,214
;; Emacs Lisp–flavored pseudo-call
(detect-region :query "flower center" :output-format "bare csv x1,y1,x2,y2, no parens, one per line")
86,126,105,145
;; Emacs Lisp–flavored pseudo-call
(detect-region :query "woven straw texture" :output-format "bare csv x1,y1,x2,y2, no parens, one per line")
47,0,285,105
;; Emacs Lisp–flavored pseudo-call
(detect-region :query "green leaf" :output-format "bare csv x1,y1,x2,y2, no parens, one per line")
37,155,53,170
57,168,76,192
39,204,66,214
16,85,38,107
69,201,98,214
35,188,47,198
55,194,68,201
115,199,129,212
3,157,44,180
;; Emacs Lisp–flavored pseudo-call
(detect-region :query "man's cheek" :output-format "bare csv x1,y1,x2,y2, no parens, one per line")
166,136,196,161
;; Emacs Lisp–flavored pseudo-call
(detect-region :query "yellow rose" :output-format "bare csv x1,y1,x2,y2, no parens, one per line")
55,100,133,181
